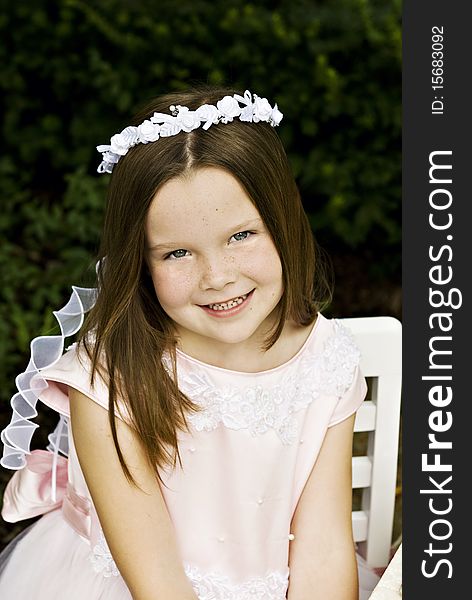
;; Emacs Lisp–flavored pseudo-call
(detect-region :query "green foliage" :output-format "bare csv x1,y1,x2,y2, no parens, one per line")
0,0,400,405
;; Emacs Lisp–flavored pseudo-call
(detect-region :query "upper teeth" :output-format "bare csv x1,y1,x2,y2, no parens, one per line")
207,294,248,310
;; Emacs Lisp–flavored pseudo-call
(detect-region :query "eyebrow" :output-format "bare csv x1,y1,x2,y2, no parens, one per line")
147,218,264,252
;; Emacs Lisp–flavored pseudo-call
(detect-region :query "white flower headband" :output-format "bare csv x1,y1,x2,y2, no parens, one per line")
96,90,283,174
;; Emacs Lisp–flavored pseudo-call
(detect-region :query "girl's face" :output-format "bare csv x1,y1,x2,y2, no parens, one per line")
145,167,283,357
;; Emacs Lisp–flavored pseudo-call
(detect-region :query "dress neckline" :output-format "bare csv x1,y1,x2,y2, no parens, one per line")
175,314,324,376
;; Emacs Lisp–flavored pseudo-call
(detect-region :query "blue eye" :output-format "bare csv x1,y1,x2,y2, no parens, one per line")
231,231,252,242
166,249,188,259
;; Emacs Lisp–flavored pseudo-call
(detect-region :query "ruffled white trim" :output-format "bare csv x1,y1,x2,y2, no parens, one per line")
0,286,97,471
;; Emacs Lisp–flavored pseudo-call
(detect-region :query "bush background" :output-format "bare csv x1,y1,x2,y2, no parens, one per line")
0,0,401,550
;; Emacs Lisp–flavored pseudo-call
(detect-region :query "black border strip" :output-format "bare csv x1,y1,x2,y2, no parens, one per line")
403,1,470,597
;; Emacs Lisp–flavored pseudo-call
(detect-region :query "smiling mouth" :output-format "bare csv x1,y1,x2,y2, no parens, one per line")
202,291,253,311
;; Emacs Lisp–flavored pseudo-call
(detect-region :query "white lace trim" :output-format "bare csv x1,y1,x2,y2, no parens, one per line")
185,564,289,600
89,530,289,600
176,321,360,444
90,529,120,578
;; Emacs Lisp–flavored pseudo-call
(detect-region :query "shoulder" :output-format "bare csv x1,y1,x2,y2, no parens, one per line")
34,343,131,424
305,314,362,397
309,316,367,426
39,342,107,400
311,313,360,351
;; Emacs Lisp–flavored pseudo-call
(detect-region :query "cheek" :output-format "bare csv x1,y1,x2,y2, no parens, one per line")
243,241,283,285
149,265,195,308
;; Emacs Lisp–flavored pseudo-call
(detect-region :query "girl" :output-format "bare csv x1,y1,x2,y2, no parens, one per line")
0,85,379,599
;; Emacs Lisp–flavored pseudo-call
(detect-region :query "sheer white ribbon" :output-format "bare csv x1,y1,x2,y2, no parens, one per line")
0,286,97,482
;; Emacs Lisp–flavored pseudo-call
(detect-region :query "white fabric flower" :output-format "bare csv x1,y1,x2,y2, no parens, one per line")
137,120,160,142
175,107,202,132
195,104,219,130
217,96,242,122
109,126,138,155
253,97,273,123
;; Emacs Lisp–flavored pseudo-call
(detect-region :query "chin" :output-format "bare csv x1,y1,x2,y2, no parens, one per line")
209,318,274,345
206,329,257,345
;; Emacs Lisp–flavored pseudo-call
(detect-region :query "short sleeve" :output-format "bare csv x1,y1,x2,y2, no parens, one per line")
328,364,367,427
35,344,132,425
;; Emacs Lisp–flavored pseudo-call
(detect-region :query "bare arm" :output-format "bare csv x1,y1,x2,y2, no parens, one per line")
287,414,358,600
69,388,198,600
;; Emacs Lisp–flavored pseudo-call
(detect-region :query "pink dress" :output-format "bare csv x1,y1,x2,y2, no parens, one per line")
0,314,379,599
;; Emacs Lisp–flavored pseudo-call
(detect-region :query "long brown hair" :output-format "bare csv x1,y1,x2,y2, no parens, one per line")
80,84,332,486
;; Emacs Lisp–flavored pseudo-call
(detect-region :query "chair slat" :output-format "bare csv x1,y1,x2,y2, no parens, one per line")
354,401,376,432
352,456,372,488
352,511,368,542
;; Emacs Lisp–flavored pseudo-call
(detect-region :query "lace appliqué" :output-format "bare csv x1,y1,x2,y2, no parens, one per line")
88,545,288,600
177,321,360,444
90,529,120,577
185,564,289,600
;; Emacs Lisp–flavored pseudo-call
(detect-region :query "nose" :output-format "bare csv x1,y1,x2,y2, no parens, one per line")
199,254,237,291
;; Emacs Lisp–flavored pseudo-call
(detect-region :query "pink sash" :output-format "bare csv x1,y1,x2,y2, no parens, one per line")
2,449,100,546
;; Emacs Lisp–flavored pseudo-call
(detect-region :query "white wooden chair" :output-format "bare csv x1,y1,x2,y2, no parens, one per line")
340,316,402,569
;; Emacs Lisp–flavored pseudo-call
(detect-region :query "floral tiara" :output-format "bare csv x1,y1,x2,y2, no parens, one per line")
96,90,283,174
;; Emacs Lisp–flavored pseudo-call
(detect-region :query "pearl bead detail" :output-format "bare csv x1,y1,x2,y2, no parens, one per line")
218,536,225,543
257,498,264,505
299,439,304,444
188,447,195,453
288,533,295,541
